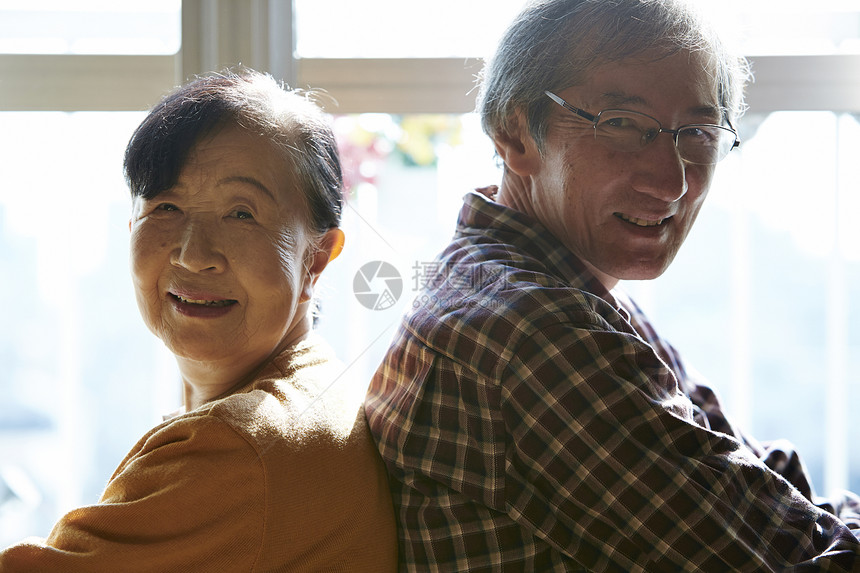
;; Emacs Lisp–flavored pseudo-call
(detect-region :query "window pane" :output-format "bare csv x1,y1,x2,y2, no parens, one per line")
0,111,498,542
295,0,525,58
0,112,178,543
625,111,860,496
321,110,860,498
313,112,500,400
296,0,860,58
0,0,181,55
3,107,858,542
704,0,860,55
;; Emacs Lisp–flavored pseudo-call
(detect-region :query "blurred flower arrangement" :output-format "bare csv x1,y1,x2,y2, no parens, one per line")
333,114,463,197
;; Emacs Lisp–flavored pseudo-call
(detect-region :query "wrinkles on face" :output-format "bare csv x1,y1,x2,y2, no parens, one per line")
129,125,316,387
272,224,305,279
530,50,720,288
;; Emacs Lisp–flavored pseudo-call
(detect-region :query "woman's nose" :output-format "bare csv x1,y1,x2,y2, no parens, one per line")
170,219,226,273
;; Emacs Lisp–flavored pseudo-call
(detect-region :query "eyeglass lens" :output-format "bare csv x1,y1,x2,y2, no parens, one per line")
594,110,735,165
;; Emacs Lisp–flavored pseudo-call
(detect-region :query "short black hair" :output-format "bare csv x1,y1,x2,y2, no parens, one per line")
124,68,342,233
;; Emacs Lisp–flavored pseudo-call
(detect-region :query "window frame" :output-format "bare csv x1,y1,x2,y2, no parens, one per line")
1,0,858,114
1,0,859,500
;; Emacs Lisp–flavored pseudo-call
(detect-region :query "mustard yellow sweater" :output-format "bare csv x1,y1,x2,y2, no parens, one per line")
0,338,397,572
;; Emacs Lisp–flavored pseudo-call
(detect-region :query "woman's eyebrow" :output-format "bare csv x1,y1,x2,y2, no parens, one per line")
218,175,276,201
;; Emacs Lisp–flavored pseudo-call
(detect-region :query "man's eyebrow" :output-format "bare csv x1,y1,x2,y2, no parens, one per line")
599,91,647,108
600,92,723,122
689,105,724,123
218,175,277,201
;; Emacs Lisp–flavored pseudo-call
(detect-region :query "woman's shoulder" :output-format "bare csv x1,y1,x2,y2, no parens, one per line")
201,337,367,449
111,337,396,570
194,337,398,569
142,336,369,459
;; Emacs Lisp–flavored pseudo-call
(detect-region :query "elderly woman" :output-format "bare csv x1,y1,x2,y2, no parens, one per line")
0,69,397,571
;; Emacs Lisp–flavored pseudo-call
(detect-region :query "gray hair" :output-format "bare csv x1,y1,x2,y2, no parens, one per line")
477,0,751,152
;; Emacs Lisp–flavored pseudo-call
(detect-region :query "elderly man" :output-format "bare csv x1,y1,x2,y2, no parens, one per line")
366,0,860,570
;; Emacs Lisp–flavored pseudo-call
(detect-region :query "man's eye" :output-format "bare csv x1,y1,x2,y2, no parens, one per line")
680,127,715,142
603,116,637,129
156,203,179,212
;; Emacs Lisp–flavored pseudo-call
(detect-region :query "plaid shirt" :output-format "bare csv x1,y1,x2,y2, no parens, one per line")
366,192,860,572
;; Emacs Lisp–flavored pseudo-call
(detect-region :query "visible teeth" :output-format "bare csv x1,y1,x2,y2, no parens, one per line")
618,214,666,227
176,295,233,307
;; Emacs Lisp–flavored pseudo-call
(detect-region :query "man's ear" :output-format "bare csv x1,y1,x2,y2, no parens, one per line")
299,228,346,303
492,110,543,177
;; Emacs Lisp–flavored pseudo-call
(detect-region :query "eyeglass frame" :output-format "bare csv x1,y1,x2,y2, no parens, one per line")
543,90,740,164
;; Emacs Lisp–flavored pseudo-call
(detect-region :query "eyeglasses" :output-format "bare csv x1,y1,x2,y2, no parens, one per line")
544,91,740,165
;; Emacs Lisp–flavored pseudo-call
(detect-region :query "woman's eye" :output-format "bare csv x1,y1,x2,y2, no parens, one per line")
232,209,255,220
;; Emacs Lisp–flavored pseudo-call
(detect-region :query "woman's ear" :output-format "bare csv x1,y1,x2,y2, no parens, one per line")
299,228,346,303
323,228,345,263
492,110,543,177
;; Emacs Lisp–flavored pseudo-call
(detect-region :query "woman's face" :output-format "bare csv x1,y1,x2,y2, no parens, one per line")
130,125,322,370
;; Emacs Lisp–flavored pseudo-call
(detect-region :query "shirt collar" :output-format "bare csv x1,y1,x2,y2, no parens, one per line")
456,191,621,309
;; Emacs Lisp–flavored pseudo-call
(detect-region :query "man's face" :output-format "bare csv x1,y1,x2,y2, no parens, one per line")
526,50,721,288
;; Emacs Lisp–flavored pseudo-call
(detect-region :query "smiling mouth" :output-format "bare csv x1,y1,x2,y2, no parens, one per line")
171,294,238,307
616,213,669,227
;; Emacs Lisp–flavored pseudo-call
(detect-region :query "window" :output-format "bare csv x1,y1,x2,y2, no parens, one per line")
0,2,182,543
625,110,860,494
0,0,858,544
0,0,180,55
294,0,523,58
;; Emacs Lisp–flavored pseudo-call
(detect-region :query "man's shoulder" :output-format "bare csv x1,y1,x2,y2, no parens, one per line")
419,229,616,316
400,234,623,372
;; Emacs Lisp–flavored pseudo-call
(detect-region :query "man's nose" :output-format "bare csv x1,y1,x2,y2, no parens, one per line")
170,219,226,273
634,132,688,203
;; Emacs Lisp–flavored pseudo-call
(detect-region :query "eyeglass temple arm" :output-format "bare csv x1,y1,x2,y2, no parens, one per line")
544,91,597,123
726,117,741,148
